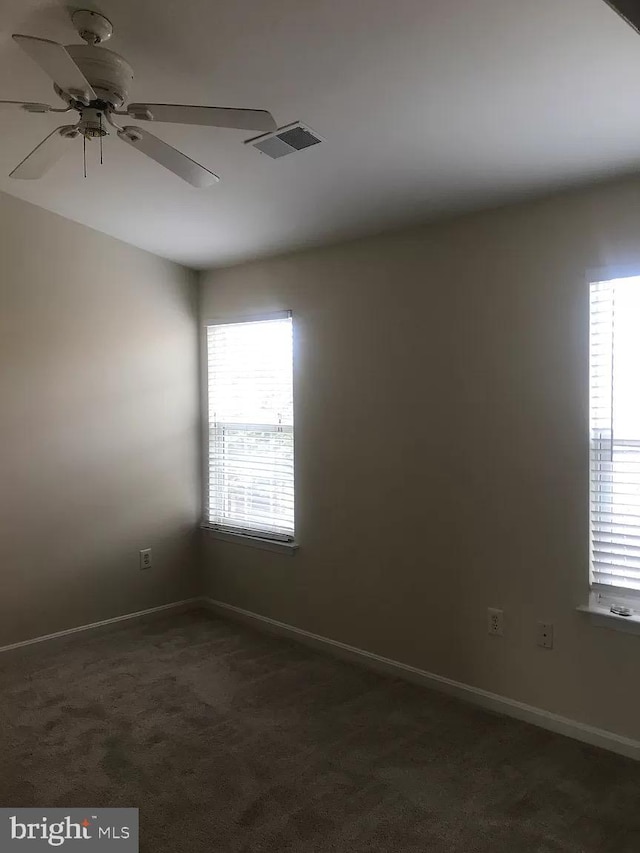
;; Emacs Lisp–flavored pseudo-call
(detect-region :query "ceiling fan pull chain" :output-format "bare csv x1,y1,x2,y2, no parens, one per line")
100,113,103,165
83,133,86,178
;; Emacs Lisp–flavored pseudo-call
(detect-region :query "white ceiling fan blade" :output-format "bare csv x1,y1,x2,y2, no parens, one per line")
12,35,96,103
118,126,220,188
126,103,277,132
10,125,79,180
0,100,55,113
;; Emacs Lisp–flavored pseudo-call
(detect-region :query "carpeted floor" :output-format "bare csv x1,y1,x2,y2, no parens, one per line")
0,610,638,852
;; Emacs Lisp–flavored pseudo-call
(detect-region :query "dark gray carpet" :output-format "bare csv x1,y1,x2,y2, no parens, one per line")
0,610,638,852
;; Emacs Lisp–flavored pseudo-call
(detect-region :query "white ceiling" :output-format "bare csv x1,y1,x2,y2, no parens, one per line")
1,0,640,268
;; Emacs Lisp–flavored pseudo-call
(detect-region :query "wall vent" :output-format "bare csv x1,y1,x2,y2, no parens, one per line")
246,122,323,159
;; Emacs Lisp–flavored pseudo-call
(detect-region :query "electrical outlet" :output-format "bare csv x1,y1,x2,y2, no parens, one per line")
487,608,504,636
139,548,152,570
536,621,554,649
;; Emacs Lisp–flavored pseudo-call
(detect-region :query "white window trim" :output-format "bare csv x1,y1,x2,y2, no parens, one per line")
577,593,640,636
200,524,299,554
200,310,297,549
581,266,640,631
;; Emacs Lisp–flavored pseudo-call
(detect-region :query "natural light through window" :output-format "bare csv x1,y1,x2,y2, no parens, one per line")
590,276,640,592
205,314,294,540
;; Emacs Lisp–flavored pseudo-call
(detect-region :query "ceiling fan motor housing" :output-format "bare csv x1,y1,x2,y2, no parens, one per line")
64,45,133,108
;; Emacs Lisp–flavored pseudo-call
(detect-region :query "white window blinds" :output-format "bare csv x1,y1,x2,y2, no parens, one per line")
590,277,640,592
205,314,294,540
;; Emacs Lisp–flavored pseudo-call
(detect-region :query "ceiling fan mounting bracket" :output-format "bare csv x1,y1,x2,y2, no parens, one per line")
71,10,113,45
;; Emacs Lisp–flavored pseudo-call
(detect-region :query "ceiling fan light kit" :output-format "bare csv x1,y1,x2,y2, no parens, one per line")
2,9,277,186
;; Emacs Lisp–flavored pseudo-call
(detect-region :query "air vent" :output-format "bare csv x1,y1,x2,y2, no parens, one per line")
246,122,323,159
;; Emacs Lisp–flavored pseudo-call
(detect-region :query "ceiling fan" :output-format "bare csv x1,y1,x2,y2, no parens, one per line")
0,9,276,186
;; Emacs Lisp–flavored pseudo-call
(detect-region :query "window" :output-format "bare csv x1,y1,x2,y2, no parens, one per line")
204,313,294,541
590,277,640,594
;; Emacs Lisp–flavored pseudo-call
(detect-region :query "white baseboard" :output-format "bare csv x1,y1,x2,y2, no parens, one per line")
201,597,640,762
0,598,200,656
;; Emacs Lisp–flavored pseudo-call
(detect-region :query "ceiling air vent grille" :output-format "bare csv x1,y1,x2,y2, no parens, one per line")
247,122,322,159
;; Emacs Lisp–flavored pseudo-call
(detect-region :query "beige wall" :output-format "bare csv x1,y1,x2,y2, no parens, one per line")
200,175,640,742
0,191,200,646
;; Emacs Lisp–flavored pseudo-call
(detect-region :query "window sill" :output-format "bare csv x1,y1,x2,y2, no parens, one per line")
576,604,640,636
200,525,299,555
